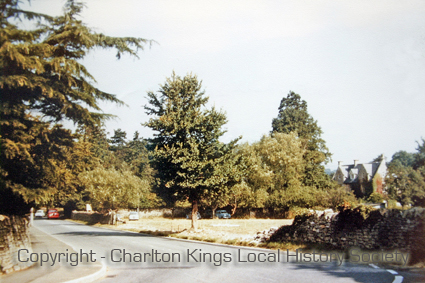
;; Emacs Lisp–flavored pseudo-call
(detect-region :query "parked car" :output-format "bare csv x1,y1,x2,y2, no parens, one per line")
128,211,139,221
34,209,45,218
47,209,60,219
186,212,201,219
216,210,231,219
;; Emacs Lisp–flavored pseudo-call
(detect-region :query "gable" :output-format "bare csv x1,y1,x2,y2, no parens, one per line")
335,158,387,186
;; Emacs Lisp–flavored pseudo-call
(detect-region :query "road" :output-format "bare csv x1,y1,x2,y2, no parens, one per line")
29,219,421,283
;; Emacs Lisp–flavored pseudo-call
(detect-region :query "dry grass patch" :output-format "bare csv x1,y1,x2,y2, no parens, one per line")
69,217,294,248
94,218,292,235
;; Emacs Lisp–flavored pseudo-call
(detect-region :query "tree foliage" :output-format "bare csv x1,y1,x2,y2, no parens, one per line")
236,133,355,213
239,132,307,211
271,91,332,189
144,73,240,228
0,120,75,213
79,166,155,211
386,139,425,207
271,92,330,160
73,125,156,211
0,0,151,212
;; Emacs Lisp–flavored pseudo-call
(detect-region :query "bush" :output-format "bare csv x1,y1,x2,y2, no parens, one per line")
287,207,311,218
326,185,358,209
367,192,384,203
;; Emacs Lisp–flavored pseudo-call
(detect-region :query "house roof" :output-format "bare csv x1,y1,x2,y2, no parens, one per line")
336,159,385,184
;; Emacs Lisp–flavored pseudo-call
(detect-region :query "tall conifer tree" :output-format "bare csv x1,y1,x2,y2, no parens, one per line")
144,73,240,229
0,0,151,212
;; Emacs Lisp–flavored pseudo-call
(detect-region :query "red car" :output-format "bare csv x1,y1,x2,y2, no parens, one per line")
47,209,60,219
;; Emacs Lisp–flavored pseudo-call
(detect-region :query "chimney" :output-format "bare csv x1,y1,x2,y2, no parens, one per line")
354,160,358,167
338,161,343,167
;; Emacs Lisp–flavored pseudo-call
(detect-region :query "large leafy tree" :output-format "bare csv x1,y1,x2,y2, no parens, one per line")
389,151,415,168
271,91,332,189
71,125,157,212
386,139,425,206
79,166,154,211
144,73,240,229
0,0,151,213
254,132,320,212
201,147,245,217
235,134,355,214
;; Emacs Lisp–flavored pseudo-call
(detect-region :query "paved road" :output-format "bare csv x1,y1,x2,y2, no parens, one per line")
30,219,421,283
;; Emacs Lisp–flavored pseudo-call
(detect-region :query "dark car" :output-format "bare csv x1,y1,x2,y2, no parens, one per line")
47,209,60,219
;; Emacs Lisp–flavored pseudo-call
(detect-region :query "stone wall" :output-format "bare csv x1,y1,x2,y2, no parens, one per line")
0,215,33,274
71,208,177,224
71,211,112,224
118,208,174,218
269,207,425,264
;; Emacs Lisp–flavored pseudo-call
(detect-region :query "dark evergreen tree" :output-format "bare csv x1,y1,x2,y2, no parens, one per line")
0,0,151,213
109,129,127,151
413,138,425,170
272,91,332,189
125,131,153,180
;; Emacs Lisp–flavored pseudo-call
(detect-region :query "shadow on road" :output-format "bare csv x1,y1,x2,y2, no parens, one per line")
288,262,394,283
54,230,153,237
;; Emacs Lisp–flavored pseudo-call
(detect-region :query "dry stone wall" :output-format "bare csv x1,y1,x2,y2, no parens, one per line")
0,215,33,274
71,211,113,224
269,207,425,264
71,208,184,223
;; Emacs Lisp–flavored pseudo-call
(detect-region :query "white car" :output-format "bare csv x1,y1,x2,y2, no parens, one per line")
216,210,231,219
128,211,139,221
34,210,45,218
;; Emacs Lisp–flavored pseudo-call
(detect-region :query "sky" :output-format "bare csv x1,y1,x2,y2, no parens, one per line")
21,0,425,170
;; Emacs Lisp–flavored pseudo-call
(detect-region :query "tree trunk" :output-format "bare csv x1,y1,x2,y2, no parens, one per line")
212,206,217,219
191,199,198,230
231,196,237,216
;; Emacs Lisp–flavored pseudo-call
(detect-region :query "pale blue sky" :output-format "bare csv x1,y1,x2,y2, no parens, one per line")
22,0,425,169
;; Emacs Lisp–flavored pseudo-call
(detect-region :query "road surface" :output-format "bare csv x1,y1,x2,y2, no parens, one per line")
27,219,422,283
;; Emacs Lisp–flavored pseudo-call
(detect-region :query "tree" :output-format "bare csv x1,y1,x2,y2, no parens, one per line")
144,73,240,229
201,147,245,217
79,166,155,211
125,131,154,180
389,151,415,168
109,128,127,152
386,141,425,207
107,129,153,179
236,133,347,214
386,162,425,206
254,132,312,212
0,119,75,214
225,143,270,214
0,0,151,212
228,181,268,216
57,133,100,217
271,91,332,189
413,138,425,170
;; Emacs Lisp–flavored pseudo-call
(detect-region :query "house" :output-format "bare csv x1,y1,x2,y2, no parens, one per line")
333,155,387,197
